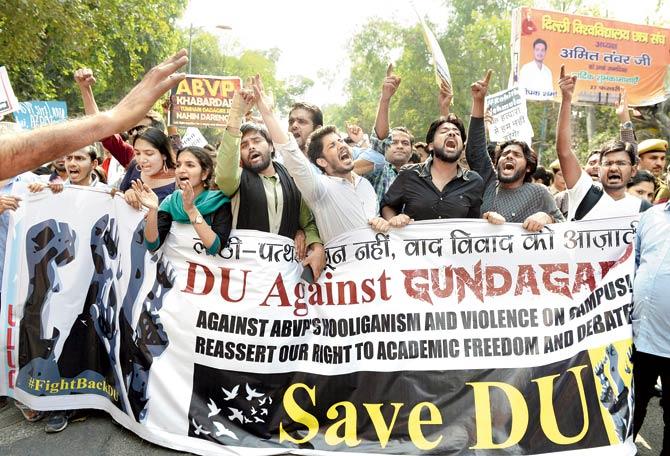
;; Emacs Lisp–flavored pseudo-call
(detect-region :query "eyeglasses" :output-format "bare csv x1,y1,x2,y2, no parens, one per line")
601,160,631,168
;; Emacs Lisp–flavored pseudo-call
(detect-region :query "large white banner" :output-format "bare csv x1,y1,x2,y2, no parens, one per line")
1,188,637,455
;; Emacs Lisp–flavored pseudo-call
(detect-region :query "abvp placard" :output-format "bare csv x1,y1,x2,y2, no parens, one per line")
169,75,242,128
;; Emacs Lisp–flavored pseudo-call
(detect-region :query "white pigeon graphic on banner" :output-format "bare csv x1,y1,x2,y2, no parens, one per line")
228,407,244,423
207,398,221,417
221,385,239,401
245,383,264,401
212,421,239,440
195,382,276,443
191,418,210,436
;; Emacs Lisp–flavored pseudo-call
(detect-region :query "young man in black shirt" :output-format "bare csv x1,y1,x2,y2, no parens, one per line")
380,73,493,226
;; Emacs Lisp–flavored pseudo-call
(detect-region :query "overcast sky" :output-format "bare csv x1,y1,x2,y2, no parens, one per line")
180,0,667,106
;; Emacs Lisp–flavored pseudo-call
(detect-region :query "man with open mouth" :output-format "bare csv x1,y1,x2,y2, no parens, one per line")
215,88,326,281
556,65,650,221
464,72,564,232
353,64,418,205
248,75,387,244
379,74,490,229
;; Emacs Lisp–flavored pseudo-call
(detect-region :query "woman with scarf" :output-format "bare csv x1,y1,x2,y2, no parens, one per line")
132,146,231,254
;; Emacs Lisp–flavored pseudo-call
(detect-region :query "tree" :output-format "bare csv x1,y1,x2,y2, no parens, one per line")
325,2,514,140
0,0,187,113
175,29,314,144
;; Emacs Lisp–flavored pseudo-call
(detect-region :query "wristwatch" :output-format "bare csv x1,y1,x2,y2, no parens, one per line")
192,214,204,224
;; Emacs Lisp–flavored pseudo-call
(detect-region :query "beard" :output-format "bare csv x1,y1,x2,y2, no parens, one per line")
497,165,526,184
242,153,271,173
328,160,354,176
432,145,460,163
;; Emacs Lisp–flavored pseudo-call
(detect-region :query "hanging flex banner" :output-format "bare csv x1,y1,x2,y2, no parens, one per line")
510,7,670,105
1,188,637,455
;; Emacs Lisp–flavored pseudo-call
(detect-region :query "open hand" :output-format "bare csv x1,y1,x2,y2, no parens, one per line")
130,180,159,210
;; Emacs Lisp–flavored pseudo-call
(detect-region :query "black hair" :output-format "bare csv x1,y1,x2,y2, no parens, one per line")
240,122,273,147
290,102,323,127
532,166,553,187
93,166,107,184
307,125,339,172
81,145,98,163
425,114,467,145
494,140,538,183
343,136,356,146
132,127,176,169
627,169,657,190
391,126,415,146
533,38,548,50
145,110,165,131
586,150,600,162
599,140,638,165
177,146,215,188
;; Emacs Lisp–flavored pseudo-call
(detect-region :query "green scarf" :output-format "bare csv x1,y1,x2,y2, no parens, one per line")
159,189,230,223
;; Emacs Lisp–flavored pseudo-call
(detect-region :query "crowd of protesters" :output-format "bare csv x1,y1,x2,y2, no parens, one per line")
0,50,669,452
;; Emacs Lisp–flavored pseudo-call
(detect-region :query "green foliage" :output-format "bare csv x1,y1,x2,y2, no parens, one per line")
325,0,669,168
325,1,515,140
0,0,187,113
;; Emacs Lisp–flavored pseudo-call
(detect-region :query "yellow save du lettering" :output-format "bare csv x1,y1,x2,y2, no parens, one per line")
280,383,442,450
279,364,600,451
175,78,237,98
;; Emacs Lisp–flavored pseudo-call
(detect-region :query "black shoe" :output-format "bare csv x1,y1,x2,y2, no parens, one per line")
45,411,70,433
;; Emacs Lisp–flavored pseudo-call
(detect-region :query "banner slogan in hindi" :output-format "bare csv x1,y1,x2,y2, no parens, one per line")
0,188,638,455
168,75,241,128
510,7,670,105
485,87,534,146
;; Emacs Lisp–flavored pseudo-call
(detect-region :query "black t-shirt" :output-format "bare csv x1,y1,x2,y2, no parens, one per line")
381,159,484,220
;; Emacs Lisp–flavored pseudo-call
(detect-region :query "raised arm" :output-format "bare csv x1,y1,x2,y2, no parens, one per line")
215,89,256,195
373,64,401,140
75,67,134,167
470,70,491,118
0,50,188,180
556,65,582,189
251,74,323,203
251,75,289,145
74,68,100,115
438,79,453,117
616,90,636,144
465,70,495,186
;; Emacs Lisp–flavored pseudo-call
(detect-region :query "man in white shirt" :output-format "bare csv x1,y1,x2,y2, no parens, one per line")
249,75,387,243
30,146,109,192
556,65,648,220
519,38,555,100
